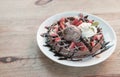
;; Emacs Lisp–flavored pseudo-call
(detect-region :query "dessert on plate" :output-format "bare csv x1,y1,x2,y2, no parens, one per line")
41,14,107,61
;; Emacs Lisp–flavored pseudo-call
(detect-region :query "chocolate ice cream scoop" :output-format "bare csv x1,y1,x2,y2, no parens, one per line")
63,26,82,42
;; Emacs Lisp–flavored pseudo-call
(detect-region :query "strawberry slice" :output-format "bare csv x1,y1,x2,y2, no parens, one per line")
90,41,95,47
75,42,88,51
72,19,83,26
80,46,88,51
76,20,83,26
93,35,97,40
54,37,61,42
75,42,84,46
93,34,103,40
96,34,103,40
72,18,79,25
60,18,65,29
69,42,76,49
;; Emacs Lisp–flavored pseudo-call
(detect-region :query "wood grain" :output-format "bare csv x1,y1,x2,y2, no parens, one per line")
0,0,120,77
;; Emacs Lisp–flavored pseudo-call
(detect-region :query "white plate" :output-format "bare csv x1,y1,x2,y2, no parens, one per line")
37,11,117,67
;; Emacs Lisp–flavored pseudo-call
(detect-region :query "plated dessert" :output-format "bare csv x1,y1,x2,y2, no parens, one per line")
41,14,109,61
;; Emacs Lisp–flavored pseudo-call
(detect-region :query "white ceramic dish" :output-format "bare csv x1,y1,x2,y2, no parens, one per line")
37,11,117,67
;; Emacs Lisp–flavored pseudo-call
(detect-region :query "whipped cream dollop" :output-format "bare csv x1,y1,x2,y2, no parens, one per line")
78,22,97,37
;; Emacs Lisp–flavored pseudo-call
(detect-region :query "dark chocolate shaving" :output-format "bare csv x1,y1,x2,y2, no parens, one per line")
67,17,75,21
59,57,67,60
92,44,113,57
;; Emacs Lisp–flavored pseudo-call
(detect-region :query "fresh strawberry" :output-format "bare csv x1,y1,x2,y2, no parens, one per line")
96,34,103,40
93,35,97,40
72,18,83,26
72,18,79,26
60,23,65,29
54,37,61,42
60,18,65,29
90,41,95,47
93,34,103,40
69,42,76,49
60,18,65,22
75,42,84,46
80,46,88,51
75,42,88,51
76,20,83,26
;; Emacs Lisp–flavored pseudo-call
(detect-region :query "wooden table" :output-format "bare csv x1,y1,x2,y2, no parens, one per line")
0,0,120,77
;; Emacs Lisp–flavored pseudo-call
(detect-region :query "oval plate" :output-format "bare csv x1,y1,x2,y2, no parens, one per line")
37,12,117,67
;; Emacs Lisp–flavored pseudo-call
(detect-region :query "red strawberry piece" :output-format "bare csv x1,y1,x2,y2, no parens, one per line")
60,18,65,22
60,23,65,29
60,18,65,29
75,42,83,46
76,20,83,26
96,34,103,40
69,42,76,49
93,34,103,40
80,46,88,51
55,27,58,32
90,41,95,47
72,18,79,26
54,37,61,42
93,35,97,40
76,42,88,51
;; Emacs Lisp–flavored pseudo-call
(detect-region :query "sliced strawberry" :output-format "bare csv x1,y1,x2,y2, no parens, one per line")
75,42,84,46
69,42,76,49
95,34,103,40
72,18,79,25
54,37,61,42
93,34,103,40
97,34,103,40
60,18,65,22
90,41,95,47
93,35,97,40
80,46,88,51
76,42,88,51
60,18,65,29
76,20,83,26
72,18,83,26
60,22,65,29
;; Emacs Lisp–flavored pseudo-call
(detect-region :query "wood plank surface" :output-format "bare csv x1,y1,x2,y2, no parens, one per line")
0,0,120,77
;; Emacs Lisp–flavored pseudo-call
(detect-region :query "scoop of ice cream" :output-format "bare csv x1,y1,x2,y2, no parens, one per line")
63,26,81,42
78,22,97,37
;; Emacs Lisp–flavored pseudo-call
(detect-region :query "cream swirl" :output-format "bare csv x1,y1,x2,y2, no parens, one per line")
78,22,97,37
